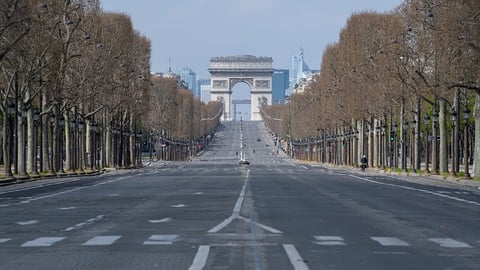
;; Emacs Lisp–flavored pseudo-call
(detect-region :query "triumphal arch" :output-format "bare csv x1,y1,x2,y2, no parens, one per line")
209,55,274,121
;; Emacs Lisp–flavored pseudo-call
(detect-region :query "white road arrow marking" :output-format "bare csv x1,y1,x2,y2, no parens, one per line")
16,220,39,225
58,207,76,210
170,204,188,208
148,218,173,223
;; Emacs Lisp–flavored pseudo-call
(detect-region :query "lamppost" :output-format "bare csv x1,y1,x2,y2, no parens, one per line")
450,107,457,177
380,123,385,169
431,110,439,174
90,120,97,171
364,127,369,164
5,99,16,177
392,123,397,168
58,115,65,174
78,116,84,173
410,117,417,172
382,123,387,169
32,110,40,177
111,122,118,168
18,105,28,178
376,123,381,168
423,115,430,173
70,117,77,172
48,112,55,174
463,108,471,179
402,119,408,172
137,131,143,166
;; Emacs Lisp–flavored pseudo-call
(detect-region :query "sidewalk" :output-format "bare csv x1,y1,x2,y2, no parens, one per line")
316,162,480,190
376,168,480,189
0,166,16,185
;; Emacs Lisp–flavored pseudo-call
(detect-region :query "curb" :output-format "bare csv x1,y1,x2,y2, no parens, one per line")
0,170,105,187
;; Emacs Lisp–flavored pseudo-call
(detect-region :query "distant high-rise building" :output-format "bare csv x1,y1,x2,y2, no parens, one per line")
290,48,312,92
198,79,211,103
180,67,197,96
272,69,289,104
290,48,320,94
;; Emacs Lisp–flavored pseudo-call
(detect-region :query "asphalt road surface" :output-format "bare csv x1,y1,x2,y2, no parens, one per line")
0,121,479,270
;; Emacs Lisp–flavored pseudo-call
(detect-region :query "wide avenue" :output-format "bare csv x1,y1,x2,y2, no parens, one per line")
0,121,479,270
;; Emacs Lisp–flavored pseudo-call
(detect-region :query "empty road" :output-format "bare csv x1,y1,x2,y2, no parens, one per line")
0,121,479,269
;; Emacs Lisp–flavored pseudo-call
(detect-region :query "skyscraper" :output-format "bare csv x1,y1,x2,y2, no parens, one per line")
180,66,197,96
290,48,312,92
197,79,211,103
272,69,289,104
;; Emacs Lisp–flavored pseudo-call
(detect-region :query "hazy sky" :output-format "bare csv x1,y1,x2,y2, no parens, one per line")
100,0,405,79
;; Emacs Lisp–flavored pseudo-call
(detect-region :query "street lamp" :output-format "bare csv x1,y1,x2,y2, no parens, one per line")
78,117,84,172
424,115,430,173
392,123,397,168
431,111,439,174
4,100,16,177
402,119,408,172
450,107,457,177
70,117,77,171
381,123,387,169
463,108,471,179
18,105,28,177
90,120,97,171
410,117,417,172
48,112,55,174
59,115,65,174
32,110,40,176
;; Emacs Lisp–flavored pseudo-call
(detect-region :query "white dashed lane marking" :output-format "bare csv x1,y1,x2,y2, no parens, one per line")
313,235,345,246
82,236,122,246
371,237,410,247
143,235,178,245
429,238,472,248
21,237,65,247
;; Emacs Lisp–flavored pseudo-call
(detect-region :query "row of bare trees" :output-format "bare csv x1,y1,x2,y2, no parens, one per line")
263,0,479,178
146,76,222,161
0,0,221,179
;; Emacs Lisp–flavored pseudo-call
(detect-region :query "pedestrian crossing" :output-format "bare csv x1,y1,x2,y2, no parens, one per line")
0,234,180,248
313,235,475,249
0,234,476,249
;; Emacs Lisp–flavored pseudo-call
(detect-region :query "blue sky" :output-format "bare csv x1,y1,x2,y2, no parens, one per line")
101,0,405,79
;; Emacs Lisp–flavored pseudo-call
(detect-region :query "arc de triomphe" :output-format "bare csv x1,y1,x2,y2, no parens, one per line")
209,55,273,121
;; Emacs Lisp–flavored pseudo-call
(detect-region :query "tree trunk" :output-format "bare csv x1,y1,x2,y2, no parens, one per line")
2,115,13,177
105,112,112,167
439,99,448,174
64,112,71,172
26,107,36,175
17,107,27,177
41,92,49,173
473,93,480,177
414,96,421,171
129,113,134,167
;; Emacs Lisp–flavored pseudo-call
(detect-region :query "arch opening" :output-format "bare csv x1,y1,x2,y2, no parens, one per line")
231,82,251,121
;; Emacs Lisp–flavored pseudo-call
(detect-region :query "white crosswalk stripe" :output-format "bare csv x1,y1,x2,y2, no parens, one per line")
0,238,11,243
313,235,345,246
429,238,472,248
371,237,410,247
143,235,178,245
21,237,65,247
82,236,122,246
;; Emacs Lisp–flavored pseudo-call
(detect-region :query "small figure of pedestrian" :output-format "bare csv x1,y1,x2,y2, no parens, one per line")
361,155,368,172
